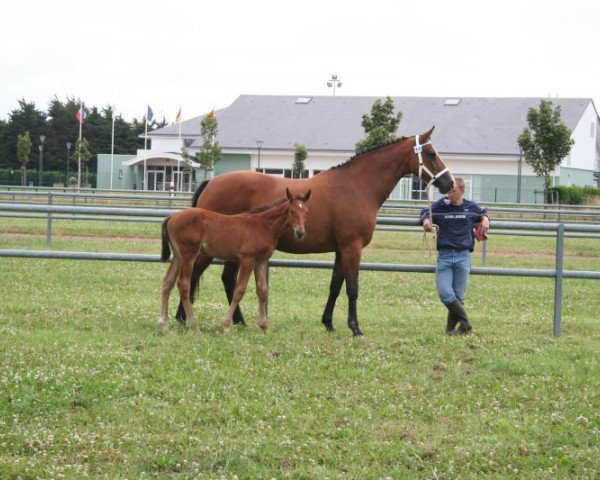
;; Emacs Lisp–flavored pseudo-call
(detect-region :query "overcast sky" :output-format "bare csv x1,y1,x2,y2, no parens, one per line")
1,0,599,123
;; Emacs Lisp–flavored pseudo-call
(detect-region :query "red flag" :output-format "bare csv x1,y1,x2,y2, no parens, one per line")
75,107,87,123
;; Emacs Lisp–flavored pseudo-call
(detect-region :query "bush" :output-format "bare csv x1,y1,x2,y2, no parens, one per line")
551,185,600,205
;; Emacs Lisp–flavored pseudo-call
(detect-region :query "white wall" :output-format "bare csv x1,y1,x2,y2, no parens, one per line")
150,137,182,153
568,103,598,170
445,155,536,176
251,151,347,175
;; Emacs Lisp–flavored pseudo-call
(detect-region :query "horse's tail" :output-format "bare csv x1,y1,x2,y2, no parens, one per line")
191,179,210,207
161,216,172,262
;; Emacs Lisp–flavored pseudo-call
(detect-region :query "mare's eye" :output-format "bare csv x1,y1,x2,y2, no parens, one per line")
427,151,437,160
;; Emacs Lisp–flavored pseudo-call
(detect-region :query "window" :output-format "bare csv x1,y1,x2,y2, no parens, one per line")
444,98,461,106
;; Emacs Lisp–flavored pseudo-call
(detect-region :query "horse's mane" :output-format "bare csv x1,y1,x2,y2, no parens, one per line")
328,136,409,171
248,196,287,214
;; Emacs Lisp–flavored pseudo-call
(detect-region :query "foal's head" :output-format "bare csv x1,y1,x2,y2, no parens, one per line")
285,187,311,241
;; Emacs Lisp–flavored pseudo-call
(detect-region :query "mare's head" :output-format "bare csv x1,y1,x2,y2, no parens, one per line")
285,187,311,241
411,127,454,194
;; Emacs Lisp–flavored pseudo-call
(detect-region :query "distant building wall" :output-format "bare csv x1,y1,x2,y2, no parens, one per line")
97,154,136,189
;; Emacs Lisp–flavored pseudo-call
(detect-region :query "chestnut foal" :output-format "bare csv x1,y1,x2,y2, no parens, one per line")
160,188,311,333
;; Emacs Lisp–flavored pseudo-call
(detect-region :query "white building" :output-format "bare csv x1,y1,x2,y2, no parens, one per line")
97,95,600,202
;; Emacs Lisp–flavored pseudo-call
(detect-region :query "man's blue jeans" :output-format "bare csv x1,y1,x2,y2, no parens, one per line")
436,249,471,305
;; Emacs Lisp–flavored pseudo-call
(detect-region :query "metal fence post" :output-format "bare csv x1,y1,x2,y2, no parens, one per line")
553,223,565,337
47,193,53,247
481,240,487,266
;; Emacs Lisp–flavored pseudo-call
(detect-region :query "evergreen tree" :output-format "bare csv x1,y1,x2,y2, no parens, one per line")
0,119,9,165
5,99,46,168
355,97,403,154
46,96,81,171
517,99,574,202
0,97,153,174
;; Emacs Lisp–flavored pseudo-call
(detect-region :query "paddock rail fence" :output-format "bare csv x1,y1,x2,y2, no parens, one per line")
1,201,600,338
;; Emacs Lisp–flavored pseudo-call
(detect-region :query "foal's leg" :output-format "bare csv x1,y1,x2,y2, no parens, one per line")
159,255,179,328
177,253,200,332
223,260,254,333
254,261,269,332
321,253,345,332
176,253,213,324
222,261,247,326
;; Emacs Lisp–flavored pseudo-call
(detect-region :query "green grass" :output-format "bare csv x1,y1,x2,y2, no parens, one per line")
1,219,600,478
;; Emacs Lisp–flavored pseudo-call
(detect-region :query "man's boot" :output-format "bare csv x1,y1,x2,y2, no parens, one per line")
446,310,458,334
446,299,472,335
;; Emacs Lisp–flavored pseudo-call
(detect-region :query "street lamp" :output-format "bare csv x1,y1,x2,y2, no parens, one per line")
256,140,264,172
66,142,72,186
517,146,523,203
38,135,46,186
327,74,342,96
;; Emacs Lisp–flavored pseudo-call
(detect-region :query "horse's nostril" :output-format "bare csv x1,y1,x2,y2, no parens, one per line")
296,230,305,239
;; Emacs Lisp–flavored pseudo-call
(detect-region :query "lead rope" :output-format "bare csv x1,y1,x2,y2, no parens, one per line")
414,134,445,259
421,190,438,259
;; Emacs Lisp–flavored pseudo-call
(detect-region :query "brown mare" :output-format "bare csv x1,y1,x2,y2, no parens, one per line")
160,188,311,332
178,127,454,336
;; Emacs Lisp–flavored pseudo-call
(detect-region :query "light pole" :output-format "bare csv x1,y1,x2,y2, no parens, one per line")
327,74,342,96
256,140,263,172
66,142,72,186
38,135,45,186
517,146,522,203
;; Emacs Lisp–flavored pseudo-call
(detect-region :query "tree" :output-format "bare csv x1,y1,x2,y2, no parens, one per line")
74,137,92,186
5,99,46,168
517,99,574,202
17,131,32,186
197,110,222,180
355,96,403,154
180,146,194,174
292,143,307,178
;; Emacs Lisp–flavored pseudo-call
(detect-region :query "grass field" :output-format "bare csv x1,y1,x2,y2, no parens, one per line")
1,217,600,479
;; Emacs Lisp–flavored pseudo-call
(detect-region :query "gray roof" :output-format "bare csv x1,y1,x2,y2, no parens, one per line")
149,95,595,156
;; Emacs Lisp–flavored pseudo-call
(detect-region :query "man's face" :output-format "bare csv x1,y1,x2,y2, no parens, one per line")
448,185,464,203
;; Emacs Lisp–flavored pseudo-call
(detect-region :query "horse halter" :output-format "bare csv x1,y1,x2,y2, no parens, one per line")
413,135,451,191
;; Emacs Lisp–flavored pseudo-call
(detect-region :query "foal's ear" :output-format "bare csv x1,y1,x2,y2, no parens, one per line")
286,187,292,201
303,189,312,202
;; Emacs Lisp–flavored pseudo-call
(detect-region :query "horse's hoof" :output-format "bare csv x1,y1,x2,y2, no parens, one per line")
233,319,247,327
353,329,364,337
448,327,473,336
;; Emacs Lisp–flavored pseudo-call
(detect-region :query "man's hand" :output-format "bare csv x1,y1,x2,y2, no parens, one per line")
423,219,432,232
480,216,490,234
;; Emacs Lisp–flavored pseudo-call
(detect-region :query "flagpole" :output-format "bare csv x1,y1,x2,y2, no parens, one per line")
78,102,83,188
110,108,115,190
144,106,148,191
178,108,182,191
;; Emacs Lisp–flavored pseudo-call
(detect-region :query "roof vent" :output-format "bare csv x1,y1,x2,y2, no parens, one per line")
444,98,461,106
295,97,313,104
